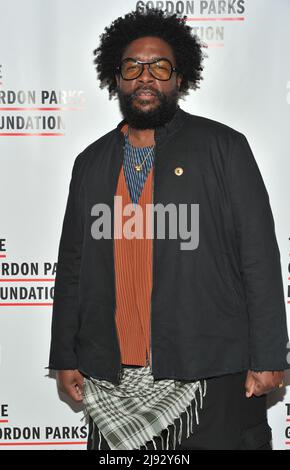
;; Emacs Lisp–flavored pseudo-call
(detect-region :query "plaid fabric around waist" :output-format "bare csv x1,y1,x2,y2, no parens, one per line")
83,366,207,450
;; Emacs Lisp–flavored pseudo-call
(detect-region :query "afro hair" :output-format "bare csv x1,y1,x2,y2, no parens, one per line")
93,8,206,99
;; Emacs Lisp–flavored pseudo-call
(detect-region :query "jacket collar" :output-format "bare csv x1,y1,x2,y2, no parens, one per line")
116,104,186,147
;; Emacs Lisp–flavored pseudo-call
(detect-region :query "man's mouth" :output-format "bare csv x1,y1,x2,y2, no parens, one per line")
134,89,157,99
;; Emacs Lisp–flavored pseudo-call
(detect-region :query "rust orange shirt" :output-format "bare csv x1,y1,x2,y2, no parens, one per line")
114,124,153,367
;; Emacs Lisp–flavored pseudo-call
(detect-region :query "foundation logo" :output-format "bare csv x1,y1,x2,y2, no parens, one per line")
0,65,85,137
285,404,290,448
0,237,55,308
0,403,87,449
136,0,246,47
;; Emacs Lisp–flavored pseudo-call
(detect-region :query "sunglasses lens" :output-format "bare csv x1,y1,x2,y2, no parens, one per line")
121,60,142,79
150,60,172,80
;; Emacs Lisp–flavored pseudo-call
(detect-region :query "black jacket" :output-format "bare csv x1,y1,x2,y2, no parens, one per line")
48,106,290,384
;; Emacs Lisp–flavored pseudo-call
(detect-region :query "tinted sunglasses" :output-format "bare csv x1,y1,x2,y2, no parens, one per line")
116,57,178,81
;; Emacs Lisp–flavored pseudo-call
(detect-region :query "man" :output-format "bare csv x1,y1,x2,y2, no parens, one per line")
47,9,289,450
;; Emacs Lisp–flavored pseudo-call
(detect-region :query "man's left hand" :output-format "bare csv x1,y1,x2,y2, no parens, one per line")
245,370,285,397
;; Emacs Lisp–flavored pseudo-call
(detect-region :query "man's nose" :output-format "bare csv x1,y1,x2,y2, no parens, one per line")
137,64,154,82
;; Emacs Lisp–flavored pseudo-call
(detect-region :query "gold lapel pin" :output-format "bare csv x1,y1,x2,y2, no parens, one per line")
174,167,184,176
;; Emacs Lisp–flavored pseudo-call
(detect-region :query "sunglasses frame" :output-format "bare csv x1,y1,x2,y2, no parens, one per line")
116,57,178,81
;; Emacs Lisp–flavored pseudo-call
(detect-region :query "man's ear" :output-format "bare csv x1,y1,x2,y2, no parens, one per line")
177,73,182,90
115,74,120,88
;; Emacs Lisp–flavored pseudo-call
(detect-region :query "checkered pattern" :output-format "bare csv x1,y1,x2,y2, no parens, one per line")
83,366,207,450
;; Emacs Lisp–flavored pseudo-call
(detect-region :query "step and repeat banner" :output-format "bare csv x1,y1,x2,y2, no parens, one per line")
0,0,290,450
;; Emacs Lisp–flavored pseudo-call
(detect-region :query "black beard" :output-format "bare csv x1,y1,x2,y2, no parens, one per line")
117,86,179,130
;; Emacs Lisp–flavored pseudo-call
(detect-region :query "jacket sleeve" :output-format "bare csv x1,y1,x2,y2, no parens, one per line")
228,132,290,371
47,152,85,370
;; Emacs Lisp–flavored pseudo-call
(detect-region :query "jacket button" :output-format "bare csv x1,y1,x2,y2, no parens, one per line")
174,167,183,176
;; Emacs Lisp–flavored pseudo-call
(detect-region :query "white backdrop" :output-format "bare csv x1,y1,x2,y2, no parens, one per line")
0,0,289,450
